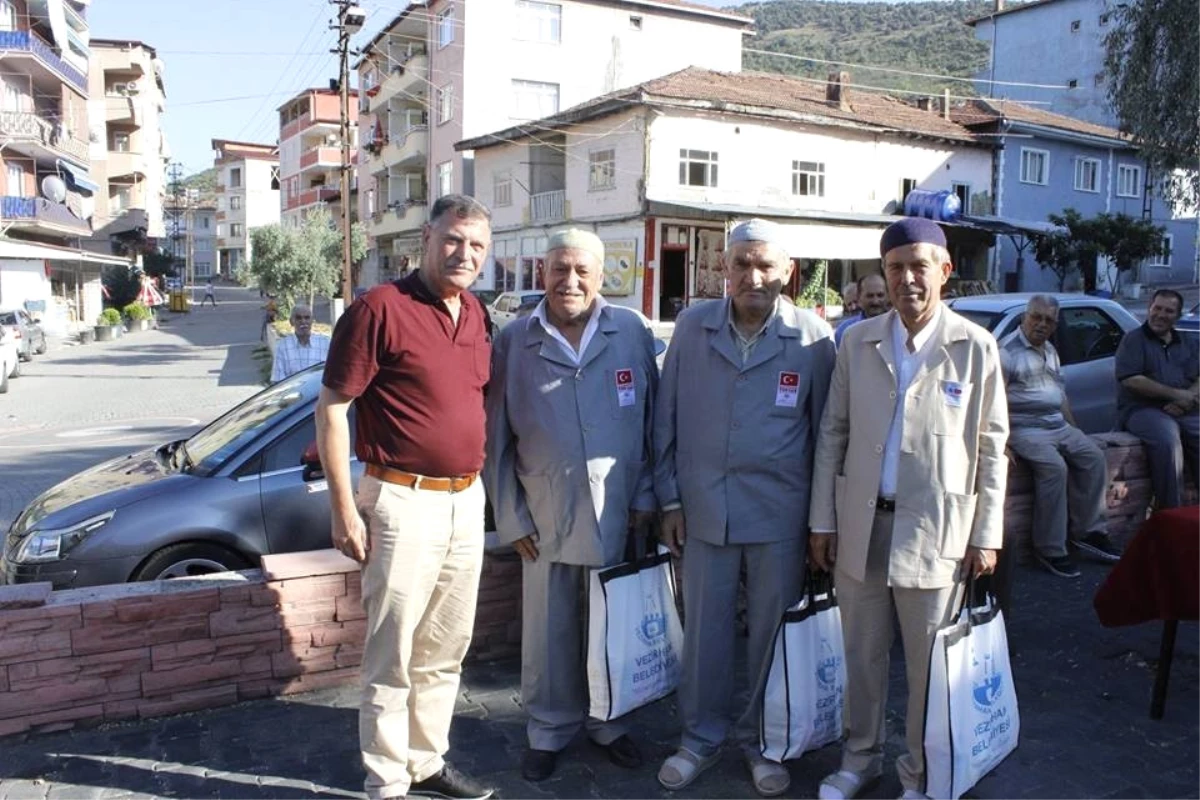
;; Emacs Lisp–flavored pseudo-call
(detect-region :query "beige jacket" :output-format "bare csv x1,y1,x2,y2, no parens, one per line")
809,308,1009,589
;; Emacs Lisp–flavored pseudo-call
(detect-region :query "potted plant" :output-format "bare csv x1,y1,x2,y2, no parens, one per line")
94,308,123,341
123,302,152,332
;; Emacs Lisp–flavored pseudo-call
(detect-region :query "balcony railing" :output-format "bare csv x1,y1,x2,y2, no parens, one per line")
0,31,88,92
530,190,566,223
1,195,89,234
0,110,88,162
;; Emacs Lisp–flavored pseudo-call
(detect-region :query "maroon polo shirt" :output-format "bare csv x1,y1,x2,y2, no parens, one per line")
323,272,490,477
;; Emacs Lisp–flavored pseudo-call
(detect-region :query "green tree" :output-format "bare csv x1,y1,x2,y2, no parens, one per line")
101,265,143,309
242,209,367,316
142,248,181,279
1104,0,1199,212
1033,209,1165,292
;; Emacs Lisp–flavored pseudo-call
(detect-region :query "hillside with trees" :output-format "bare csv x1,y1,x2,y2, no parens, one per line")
733,0,997,97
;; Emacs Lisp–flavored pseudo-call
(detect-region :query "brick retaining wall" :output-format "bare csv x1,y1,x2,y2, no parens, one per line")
0,548,522,738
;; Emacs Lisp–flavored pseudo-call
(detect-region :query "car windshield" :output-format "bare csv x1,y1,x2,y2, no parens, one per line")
954,309,1003,332
184,368,319,475
0,312,17,326
520,294,543,308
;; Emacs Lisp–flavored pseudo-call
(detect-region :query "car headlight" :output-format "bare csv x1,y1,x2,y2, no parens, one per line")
12,512,115,564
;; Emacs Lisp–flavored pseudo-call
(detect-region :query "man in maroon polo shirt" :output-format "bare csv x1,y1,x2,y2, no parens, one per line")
316,194,494,800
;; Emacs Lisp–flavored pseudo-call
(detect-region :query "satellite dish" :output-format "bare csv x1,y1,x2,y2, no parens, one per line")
41,175,67,204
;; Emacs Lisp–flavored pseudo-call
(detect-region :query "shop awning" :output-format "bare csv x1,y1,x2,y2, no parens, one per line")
0,238,132,266
58,160,100,195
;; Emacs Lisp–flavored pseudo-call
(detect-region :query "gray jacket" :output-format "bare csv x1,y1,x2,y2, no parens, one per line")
654,298,835,546
484,304,658,567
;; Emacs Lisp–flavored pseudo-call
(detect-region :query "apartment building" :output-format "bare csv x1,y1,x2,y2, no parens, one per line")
212,139,280,277
85,38,168,255
166,200,217,280
0,0,128,333
460,68,995,321
354,0,752,286
277,87,357,229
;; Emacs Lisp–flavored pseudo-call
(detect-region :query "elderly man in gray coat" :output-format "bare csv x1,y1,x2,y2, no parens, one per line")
484,229,658,783
654,219,837,797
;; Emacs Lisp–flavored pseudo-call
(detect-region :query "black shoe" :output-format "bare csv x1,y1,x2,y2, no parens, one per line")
409,765,494,800
521,748,558,782
1074,532,1122,563
593,734,644,769
1034,552,1081,578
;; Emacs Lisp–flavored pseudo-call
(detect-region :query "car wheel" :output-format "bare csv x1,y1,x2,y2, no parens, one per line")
35,336,46,356
9,357,19,378
0,366,7,394
131,542,252,581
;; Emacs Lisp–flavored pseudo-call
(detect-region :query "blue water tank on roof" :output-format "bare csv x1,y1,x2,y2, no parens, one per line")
903,189,961,222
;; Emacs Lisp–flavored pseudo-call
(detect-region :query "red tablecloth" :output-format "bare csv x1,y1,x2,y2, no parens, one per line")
1094,506,1199,627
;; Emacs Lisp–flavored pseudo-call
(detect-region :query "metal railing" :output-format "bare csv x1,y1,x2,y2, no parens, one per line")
0,110,88,162
530,189,565,223
0,31,88,91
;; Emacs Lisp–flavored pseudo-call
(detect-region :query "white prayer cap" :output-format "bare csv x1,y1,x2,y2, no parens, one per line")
547,228,604,264
728,218,790,255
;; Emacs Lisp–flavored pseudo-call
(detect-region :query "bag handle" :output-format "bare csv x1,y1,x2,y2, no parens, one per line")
954,573,998,627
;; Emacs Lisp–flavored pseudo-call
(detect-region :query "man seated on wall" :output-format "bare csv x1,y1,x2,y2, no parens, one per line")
1115,288,1200,509
999,295,1121,578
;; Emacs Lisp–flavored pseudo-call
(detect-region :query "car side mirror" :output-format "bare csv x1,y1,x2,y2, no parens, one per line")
301,440,324,482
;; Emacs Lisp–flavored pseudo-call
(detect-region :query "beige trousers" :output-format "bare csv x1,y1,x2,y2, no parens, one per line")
835,509,964,792
356,474,485,800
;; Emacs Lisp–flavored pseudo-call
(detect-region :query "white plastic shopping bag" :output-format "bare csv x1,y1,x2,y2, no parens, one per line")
760,573,846,762
923,582,1020,799
587,544,684,721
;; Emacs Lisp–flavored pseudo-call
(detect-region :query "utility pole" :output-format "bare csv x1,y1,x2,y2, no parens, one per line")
332,2,365,306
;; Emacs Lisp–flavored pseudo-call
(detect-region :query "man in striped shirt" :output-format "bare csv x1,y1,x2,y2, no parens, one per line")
999,294,1120,578
271,304,330,382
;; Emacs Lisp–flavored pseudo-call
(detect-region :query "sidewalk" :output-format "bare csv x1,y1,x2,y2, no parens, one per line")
0,558,1195,799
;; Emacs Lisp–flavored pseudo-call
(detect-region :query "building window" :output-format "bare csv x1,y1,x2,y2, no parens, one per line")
437,6,454,48
791,160,825,197
111,185,131,210
270,166,280,191
201,216,210,229
1,76,20,111
1074,157,1100,192
511,79,559,121
230,195,243,211
515,1,561,43
1116,164,1142,197
629,15,643,30
0,1,15,32
230,223,244,238
111,131,131,152
951,181,972,214
1067,79,1078,89
589,149,615,191
1148,233,1173,267
1099,12,1111,25
494,172,512,207
230,167,242,188
679,149,718,187
437,161,453,198
1020,148,1049,185
437,84,453,124
6,162,26,197
1070,19,1081,31
900,177,918,205
1094,73,1106,87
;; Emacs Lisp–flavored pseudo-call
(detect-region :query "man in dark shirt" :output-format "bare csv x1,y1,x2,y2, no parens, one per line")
316,194,495,800
1115,289,1200,509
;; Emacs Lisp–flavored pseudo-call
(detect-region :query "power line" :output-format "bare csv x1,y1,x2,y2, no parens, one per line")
744,48,1074,91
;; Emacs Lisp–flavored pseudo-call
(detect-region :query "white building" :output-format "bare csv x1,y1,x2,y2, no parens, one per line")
211,139,280,278
460,67,996,321
355,0,752,286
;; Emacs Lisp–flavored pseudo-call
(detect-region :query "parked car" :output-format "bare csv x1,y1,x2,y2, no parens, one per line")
946,293,1140,433
0,328,18,393
2,366,366,589
471,289,499,308
1177,302,1199,343
489,291,545,329
0,308,46,362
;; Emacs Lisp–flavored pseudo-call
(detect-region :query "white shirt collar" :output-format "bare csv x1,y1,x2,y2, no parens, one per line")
891,304,943,357
530,295,609,364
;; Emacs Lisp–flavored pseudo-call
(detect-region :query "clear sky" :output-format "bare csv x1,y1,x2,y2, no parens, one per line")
87,0,736,178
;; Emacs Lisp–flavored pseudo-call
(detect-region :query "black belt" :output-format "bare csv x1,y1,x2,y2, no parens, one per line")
876,496,896,512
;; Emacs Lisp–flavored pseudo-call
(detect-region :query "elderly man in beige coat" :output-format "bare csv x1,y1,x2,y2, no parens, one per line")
809,218,1008,800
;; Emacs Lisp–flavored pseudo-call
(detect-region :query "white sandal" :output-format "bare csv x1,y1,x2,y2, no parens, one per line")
818,769,878,800
658,748,721,791
747,754,791,797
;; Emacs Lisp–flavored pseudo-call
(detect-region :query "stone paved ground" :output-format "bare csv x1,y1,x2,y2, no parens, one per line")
0,284,267,531
0,558,1195,799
